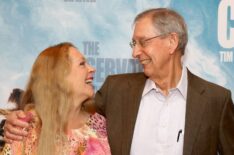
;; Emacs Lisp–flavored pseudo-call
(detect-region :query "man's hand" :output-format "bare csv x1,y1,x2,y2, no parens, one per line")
4,110,29,143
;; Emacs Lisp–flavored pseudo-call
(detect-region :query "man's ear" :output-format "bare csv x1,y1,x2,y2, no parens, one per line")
168,33,179,54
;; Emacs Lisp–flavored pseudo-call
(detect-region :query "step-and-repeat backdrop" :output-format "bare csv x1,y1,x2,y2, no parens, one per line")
0,0,233,108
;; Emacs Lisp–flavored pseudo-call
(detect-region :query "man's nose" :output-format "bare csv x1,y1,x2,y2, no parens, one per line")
132,45,143,58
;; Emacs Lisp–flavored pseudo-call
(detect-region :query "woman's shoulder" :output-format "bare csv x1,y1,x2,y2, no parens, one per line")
88,113,107,136
89,113,106,127
90,112,106,121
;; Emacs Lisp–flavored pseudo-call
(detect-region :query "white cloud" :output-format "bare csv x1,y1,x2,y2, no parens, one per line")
26,1,96,41
135,0,171,12
10,72,27,81
184,38,227,86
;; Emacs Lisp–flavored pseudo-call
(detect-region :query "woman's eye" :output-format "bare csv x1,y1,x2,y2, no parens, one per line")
79,61,86,66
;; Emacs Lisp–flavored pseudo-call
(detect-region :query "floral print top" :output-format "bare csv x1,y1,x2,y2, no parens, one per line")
1,112,111,155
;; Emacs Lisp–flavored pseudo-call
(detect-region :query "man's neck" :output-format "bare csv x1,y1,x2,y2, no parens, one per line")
151,58,183,96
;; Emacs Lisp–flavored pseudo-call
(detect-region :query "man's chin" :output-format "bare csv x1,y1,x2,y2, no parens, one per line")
143,69,151,77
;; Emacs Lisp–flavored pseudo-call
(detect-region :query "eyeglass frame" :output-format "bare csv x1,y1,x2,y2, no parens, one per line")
129,33,169,49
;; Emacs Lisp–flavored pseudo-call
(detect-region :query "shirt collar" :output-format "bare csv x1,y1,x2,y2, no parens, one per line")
176,66,188,99
142,66,188,99
142,78,157,96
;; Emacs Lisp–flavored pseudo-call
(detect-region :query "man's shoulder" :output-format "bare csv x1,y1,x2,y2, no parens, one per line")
106,72,146,81
188,71,230,94
101,72,146,88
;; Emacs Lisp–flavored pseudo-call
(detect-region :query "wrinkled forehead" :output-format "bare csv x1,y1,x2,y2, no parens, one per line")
132,17,159,39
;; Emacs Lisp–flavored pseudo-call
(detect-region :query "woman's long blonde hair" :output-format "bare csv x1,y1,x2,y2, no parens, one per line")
21,42,75,155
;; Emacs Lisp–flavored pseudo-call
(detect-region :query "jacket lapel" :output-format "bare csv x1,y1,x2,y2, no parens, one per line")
122,73,147,155
183,71,207,155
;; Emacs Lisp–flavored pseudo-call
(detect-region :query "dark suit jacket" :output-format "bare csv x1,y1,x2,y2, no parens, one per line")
95,70,234,155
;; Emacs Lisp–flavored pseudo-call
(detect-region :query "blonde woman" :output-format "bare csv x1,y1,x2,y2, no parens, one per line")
1,42,111,155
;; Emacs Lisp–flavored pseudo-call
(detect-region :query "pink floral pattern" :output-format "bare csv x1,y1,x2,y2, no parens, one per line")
84,137,109,155
1,113,111,155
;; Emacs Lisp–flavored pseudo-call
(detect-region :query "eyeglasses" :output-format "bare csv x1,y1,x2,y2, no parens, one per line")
129,33,167,49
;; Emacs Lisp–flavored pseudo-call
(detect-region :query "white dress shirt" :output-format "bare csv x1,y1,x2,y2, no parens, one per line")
130,67,188,155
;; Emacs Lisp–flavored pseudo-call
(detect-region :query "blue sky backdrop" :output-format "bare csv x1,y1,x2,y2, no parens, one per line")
0,0,233,107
